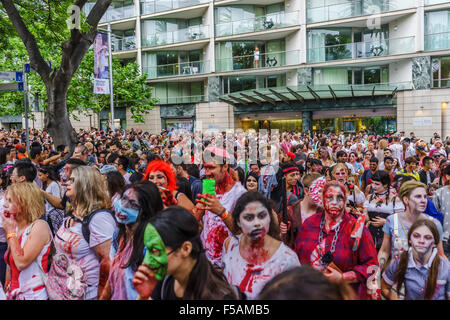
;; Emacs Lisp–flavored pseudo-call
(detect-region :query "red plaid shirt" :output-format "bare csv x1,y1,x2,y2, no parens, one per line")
294,211,378,299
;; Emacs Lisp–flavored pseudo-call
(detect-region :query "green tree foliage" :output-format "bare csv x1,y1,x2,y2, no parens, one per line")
0,1,156,124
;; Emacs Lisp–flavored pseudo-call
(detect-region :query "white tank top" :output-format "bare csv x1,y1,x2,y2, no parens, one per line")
12,222,51,300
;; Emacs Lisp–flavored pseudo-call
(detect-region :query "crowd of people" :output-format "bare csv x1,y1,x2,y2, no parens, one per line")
0,126,448,300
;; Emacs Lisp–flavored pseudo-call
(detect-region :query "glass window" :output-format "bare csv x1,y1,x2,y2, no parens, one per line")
441,57,450,87
353,69,362,84
230,76,256,93
364,67,381,84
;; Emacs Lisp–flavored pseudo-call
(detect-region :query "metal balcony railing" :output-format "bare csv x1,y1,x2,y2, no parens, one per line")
215,11,299,37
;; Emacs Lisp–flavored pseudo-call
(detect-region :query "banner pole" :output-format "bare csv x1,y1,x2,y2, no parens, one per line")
107,23,115,130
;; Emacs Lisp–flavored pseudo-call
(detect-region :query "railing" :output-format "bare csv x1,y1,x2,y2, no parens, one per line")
99,5,136,23
140,0,209,15
307,36,415,63
112,35,136,51
142,25,209,48
306,0,415,24
156,95,205,104
215,50,300,72
425,0,450,5
215,11,299,37
144,60,210,78
425,31,450,51
433,78,450,88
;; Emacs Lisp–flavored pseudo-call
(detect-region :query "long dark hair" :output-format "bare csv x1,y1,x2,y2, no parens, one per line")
106,171,125,199
150,206,237,300
395,219,441,300
121,181,164,271
232,191,280,240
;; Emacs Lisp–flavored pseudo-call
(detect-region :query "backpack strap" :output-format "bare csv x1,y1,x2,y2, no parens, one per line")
393,213,399,238
81,209,115,245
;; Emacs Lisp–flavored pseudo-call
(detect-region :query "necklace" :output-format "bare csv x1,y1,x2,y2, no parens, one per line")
318,213,341,268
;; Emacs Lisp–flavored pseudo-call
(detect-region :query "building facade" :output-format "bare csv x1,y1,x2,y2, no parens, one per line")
3,0,450,141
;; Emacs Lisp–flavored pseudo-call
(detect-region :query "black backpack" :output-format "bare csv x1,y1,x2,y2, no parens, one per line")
80,209,116,245
66,209,116,245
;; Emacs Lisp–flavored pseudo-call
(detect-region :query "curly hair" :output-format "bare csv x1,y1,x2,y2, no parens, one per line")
142,160,178,192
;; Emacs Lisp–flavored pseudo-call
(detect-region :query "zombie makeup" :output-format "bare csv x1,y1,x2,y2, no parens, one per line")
410,225,435,258
3,192,20,218
114,199,140,225
148,170,168,189
238,201,271,242
323,186,346,218
143,223,168,281
406,188,428,214
333,167,347,183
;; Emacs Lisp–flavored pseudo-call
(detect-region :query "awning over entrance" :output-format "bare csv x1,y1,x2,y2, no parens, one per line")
219,82,411,108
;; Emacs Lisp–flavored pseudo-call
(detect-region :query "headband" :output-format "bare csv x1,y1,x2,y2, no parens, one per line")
282,166,299,176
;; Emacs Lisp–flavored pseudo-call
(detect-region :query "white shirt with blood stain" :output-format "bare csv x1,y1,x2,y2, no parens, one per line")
200,182,247,267
54,211,116,300
222,234,301,300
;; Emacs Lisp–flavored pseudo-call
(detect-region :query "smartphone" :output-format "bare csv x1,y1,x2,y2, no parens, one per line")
202,179,215,202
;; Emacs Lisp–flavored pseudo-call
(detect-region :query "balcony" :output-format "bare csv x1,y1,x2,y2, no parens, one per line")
112,36,136,52
142,25,209,48
425,31,450,51
307,36,415,63
99,5,136,23
215,11,299,38
144,60,210,78
216,50,300,72
306,0,415,24
157,95,205,104
140,0,209,15
425,0,450,5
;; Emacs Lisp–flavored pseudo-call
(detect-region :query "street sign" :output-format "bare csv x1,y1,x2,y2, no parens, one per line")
0,71,23,82
24,61,52,73
0,82,23,93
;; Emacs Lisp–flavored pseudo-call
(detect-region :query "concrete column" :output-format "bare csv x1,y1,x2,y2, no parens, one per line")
302,111,312,133
134,0,142,70
205,1,215,73
416,0,425,52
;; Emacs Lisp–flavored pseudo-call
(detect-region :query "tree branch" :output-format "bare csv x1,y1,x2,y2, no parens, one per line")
61,0,112,81
0,0,51,82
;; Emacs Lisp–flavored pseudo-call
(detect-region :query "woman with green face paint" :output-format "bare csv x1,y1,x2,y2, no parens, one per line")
100,181,163,300
132,206,238,300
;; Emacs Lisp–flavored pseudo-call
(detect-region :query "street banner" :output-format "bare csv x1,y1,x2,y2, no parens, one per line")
93,32,110,94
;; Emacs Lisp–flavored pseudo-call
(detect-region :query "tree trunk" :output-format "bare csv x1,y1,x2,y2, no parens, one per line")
44,73,78,152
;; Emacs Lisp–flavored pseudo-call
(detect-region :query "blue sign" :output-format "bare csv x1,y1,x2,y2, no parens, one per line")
24,61,52,73
0,71,23,82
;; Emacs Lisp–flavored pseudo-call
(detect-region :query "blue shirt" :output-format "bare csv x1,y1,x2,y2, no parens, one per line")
424,198,444,225
383,248,450,300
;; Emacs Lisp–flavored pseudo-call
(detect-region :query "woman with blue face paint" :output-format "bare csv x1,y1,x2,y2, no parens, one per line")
100,181,163,300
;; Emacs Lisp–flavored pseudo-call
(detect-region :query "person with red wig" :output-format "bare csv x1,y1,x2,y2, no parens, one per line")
294,180,379,300
143,160,194,212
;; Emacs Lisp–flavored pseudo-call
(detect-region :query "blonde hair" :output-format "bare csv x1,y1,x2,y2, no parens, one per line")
347,174,360,189
379,139,388,150
331,163,349,178
71,166,111,218
6,182,45,224
399,180,427,206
